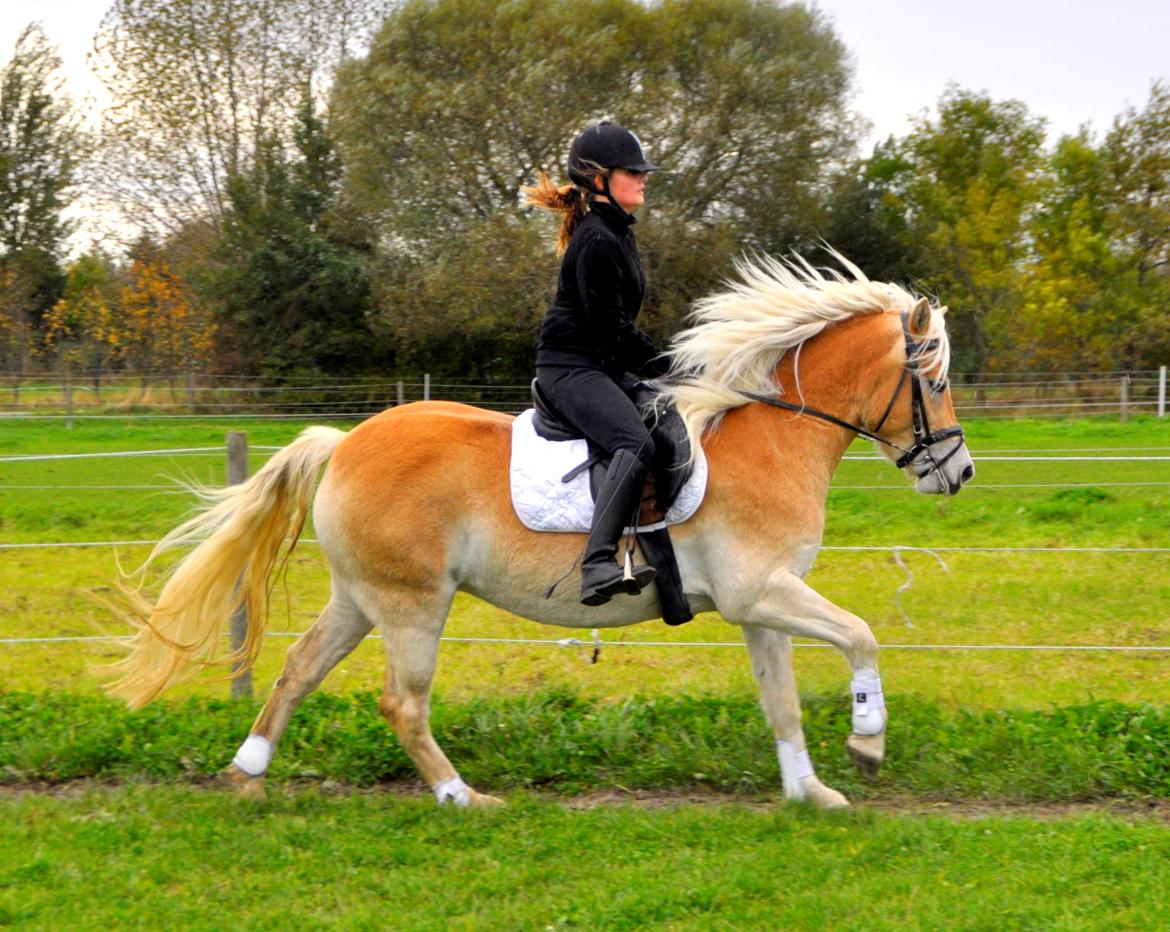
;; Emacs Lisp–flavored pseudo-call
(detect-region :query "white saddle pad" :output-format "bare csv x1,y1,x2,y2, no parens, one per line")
509,408,708,533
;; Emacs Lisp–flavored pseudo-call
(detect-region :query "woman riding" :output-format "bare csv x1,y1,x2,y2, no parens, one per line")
526,120,670,607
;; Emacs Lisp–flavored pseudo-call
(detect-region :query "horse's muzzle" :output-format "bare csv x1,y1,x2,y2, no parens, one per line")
912,439,975,496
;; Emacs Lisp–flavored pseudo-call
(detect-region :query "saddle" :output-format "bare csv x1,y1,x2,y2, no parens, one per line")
529,379,695,626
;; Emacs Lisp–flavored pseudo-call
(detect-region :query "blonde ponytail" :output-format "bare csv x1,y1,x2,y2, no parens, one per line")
523,171,591,256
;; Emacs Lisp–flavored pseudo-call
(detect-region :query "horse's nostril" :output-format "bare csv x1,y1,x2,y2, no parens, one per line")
961,464,974,483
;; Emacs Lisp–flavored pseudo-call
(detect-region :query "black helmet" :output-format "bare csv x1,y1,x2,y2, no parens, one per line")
567,120,658,188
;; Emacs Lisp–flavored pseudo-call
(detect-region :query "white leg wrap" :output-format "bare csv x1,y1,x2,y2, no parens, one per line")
433,776,471,807
851,669,886,736
232,735,272,777
776,740,815,799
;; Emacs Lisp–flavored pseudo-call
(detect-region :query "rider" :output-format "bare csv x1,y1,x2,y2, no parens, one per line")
526,120,671,607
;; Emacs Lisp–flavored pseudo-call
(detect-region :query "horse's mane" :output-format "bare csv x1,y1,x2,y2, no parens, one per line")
658,251,951,453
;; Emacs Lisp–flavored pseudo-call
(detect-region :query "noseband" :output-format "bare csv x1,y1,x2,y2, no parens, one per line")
742,311,967,479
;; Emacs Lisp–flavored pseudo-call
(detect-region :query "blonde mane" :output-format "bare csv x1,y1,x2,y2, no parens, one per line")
659,252,951,453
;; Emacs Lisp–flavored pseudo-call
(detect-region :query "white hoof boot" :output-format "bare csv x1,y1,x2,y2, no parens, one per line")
851,670,886,736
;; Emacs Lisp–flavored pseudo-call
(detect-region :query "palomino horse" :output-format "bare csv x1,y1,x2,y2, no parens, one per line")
107,256,974,809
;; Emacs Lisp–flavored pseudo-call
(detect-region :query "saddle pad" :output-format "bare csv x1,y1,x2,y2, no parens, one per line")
510,409,708,533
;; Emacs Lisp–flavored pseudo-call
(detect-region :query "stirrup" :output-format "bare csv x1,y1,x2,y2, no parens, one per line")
581,554,656,606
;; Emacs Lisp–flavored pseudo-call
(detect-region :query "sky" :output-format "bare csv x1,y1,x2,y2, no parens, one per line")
4,0,1170,145
3,0,1168,143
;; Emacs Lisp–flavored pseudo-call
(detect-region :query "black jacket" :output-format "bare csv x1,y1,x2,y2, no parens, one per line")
536,200,668,378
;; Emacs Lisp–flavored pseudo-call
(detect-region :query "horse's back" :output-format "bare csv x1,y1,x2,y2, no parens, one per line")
313,402,517,577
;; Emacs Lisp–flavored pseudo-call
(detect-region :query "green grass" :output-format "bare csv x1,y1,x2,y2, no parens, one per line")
4,415,1170,928
5,690,1170,802
2,415,1169,709
1,786,1168,930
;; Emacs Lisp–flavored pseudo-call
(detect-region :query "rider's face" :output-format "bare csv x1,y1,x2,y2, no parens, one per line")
600,168,647,213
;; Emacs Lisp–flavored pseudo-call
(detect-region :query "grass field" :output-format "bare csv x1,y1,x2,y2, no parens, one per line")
3,413,1170,929
2,414,1168,708
3,787,1168,930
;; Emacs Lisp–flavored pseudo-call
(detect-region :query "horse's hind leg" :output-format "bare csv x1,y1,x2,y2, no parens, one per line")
372,587,502,809
743,625,848,809
221,587,372,799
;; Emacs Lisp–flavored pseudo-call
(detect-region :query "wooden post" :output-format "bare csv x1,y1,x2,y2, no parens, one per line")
423,373,431,401
396,380,404,406
1120,375,1130,423
226,431,252,699
64,366,74,430
1159,366,1166,419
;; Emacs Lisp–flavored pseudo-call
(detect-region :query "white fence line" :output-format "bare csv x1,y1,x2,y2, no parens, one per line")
3,539,1169,553
3,631,1169,653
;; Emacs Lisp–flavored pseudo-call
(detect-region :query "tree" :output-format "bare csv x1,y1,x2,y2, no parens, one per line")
0,23,79,381
0,24,79,258
92,0,391,238
119,252,216,379
1101,81,1170,368
42,253,122,387
858,88,1048,372
208,97,377,375
1014,133,1121,371
332,0,857,372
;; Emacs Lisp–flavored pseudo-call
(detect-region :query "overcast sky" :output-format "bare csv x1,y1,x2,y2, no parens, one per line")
2,0,1168,144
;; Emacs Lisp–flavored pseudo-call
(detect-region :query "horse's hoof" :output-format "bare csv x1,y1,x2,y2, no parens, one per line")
466,788,504,808
846,732,885,777
799,777,850,810
217,764,268,801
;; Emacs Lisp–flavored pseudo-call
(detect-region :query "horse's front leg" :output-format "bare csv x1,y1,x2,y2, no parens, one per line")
742,625,848,808
732,569,887,778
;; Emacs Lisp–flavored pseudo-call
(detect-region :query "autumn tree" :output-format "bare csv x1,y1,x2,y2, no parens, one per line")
41,253,122,388
118,252,215,380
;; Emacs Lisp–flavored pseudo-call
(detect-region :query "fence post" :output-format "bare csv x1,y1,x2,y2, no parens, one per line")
396,380,404,406
423,373,431,401
185,370,197,410
1159,366,1167,419
226,431,252,700
1120,375,1130,423
64,366,73,430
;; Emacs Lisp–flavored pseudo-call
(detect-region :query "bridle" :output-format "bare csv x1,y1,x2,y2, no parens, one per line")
742,311,967,480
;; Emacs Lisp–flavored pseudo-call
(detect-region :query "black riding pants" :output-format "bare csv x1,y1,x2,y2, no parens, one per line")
536,366,656,470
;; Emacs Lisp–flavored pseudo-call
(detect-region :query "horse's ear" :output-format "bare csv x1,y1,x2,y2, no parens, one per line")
909,297,932,336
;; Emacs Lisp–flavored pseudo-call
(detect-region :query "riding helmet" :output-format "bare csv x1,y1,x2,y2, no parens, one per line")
567,120,658,188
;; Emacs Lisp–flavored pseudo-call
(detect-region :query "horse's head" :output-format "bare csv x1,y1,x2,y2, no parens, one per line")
865,297,974,496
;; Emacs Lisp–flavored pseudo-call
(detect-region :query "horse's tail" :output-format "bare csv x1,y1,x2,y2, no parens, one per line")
103,426,347,708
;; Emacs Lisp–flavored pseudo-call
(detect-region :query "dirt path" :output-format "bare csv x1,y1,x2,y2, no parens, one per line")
4,779,1170,822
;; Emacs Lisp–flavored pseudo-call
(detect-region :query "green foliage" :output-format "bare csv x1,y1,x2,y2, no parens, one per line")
332,0,856,375
5,688,1170,801
850,88,1049,372
208,97,379,375
0,24,79,259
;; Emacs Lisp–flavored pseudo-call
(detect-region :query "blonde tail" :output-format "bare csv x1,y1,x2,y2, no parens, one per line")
103,426,346,708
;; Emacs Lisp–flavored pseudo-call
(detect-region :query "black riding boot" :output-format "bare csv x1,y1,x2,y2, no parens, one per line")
580,449,657,607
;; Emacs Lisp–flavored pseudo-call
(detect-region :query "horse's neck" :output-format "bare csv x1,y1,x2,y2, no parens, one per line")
709,314,893,497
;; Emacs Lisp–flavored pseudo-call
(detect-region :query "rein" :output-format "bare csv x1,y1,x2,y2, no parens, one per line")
742,311,966,478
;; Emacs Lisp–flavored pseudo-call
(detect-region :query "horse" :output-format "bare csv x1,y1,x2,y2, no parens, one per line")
105,254,974,809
